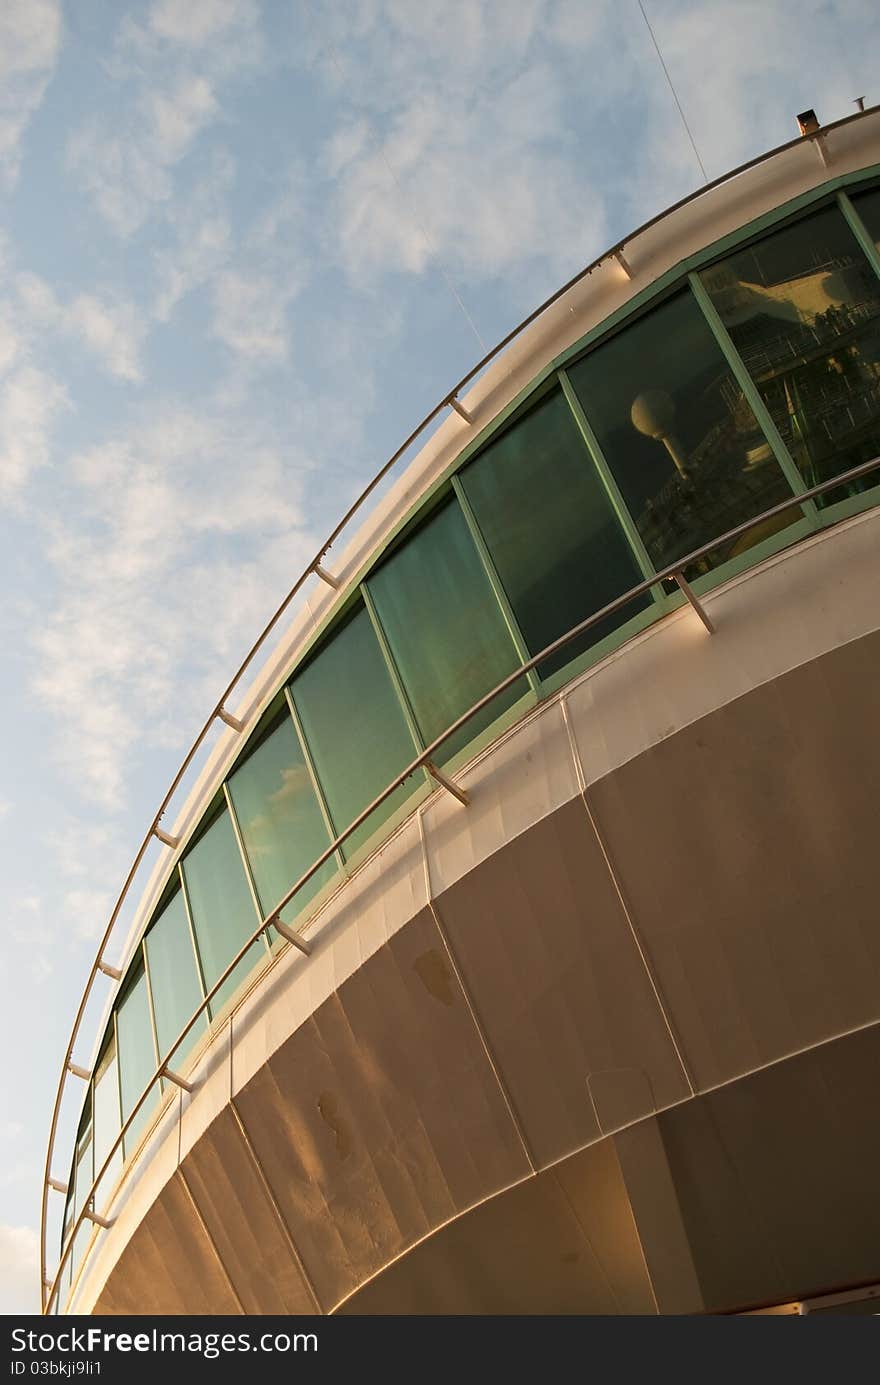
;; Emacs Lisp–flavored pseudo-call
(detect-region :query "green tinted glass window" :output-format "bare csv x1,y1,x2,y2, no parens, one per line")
61,1187,74,1294
115,961,159,1158
92,1036,122,1200
460,388,650,679
70,1104,93,1281
181,809,265,1017
851,186,880,252
366,498,526,758
227,712,337,926
567,289,795,574
701,205,880,505
290,602,423,858
143,889,207,1071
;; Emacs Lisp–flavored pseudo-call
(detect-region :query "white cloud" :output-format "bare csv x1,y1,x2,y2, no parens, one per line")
67,125,173,238
0,365,68,504
327,62,606,283
0,0,62,189
68,295,145,383
145,75,219,164
32,401,317,804
0,799,10,819
0,1223,39,1315
67,77,219,239
0,315,21,375
309,0,880,301
14,272,146,382
148,0,260,48
153,151,235,320
212,271,292,361
69,1,262,237
306,3,615,292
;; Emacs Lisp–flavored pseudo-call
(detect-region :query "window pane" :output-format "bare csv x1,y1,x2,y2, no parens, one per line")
851,186,880,252
460,388,650,679
115,962,159,1159
567,289,795,574
60,1187,74,1296
70,1105,93,1283
367,498,526,758
143,889,207,1072
227,712,337,927
290,602,423,858
92,1037,122,1200
701,205,880,506
181,809,265,1017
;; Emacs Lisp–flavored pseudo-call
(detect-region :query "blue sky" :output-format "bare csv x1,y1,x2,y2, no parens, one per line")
0,0,877,1315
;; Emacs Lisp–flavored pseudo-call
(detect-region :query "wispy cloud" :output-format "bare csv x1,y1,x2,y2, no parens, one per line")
212,271,293,361
0,0,63,190
139,0,262,56
16,272,147,382
67,78,218,238
31,400,318,804
68,0,262,238
317,18,608,287
153,150,235,320
0,365,69,505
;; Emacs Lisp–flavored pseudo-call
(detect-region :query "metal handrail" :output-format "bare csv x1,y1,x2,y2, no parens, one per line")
40,104,880,1306
43,453,880,1313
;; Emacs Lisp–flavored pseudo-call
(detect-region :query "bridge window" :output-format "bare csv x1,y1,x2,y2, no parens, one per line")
567,289,796,576
367,496,527,760
701,205,880,507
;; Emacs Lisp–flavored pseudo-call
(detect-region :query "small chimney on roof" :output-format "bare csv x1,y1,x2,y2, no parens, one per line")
797,109,820,136
854,97,866,112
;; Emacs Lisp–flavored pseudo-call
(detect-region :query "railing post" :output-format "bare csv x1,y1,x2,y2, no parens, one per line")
161,1067,194,1094
425,760,470,806
269,920,312,956
672,571,716,633
447,395,474,425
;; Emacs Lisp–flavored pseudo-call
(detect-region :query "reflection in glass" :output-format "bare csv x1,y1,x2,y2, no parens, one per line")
460,388,650,679
92,1035,123,1201
60,1188,74,1296
290,603,424,858
851,186,880,252
115,962,159,1158
367,498,526,758
181,810,265,1018
143,890,207,1071
567,290,795,574
702,205,880,505
70,1102,93,1282
227,712,337,927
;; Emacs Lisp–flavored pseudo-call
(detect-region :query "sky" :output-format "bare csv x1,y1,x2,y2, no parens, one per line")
0,0,877,1317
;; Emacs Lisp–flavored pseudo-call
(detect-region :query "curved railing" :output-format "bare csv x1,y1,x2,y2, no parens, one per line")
43,454,880,1313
